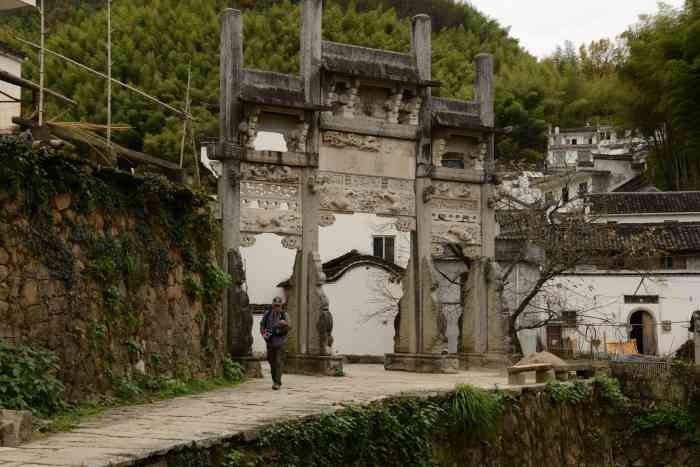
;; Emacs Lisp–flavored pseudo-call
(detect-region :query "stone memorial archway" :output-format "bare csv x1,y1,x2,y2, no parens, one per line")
214,0,504,374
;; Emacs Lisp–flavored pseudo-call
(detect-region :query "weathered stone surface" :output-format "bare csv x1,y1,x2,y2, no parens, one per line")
0,248,9,265
384,353,459,373
54,193,71,211
0,410,32,447
19,281,39,307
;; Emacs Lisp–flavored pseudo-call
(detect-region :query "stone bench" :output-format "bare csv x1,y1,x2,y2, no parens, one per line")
507,363,555,385
554,363,597,381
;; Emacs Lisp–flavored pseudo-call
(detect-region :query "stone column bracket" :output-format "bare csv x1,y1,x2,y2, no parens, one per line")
211,141,243,161
319,213,336,227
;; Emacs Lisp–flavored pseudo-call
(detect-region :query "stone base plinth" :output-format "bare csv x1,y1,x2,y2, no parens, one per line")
233,356,264,379
0,410,32,447
384,353,459,374
460,352,515,370
286,354,344,376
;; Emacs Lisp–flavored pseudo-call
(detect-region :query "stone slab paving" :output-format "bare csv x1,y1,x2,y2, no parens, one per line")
0,364,506,467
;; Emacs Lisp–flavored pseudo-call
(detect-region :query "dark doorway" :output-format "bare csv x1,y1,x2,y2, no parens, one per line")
546,324,563,356
629,310,656,355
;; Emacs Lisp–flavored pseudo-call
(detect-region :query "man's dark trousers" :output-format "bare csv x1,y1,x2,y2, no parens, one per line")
267,344,285,385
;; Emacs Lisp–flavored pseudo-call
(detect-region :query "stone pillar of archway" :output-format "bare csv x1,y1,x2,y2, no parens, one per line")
218,9,262,377
383,14,462,373
694,315,700,366
285,0,344,375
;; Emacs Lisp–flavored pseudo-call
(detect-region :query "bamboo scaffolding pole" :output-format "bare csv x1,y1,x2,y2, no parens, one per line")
107,0,112,160
16,36,195,120
38,0,45,126
179,64,191,168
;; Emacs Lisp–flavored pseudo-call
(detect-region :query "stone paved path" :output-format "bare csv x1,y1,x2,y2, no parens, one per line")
0,364,507,467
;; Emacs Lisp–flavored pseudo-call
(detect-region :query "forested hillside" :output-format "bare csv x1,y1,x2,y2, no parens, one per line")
0,0,697,189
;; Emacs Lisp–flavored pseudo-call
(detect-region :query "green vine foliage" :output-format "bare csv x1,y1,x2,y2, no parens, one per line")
0,340,66,417
545,381,592,405
593,376,630,414
230,385,504,466
256,398,443,467
631,405,696,434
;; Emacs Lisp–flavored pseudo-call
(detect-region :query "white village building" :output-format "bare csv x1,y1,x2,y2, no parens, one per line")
499,191,700,358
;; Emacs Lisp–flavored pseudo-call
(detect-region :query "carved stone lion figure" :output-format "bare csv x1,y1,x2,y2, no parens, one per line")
317,293,334,356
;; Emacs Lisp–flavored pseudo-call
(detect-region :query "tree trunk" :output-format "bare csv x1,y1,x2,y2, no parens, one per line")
509,314,523,356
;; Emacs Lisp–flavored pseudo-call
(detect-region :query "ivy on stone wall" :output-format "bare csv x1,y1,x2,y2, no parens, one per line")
0,137,229,395
219,385,505,467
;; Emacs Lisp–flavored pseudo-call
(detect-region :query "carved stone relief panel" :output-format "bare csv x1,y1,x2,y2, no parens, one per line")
320,133,416,179
399,94,421,125
326,80,360,119
240,162,302,236
325,79,420,126
322,131,380,152
319,213,337,227
241,234,257,248
431,132,488,171
395,217,416,232
240,107,260,150
429,181,482,251
356,85,392,120
281,235,302,250
318,171,416,217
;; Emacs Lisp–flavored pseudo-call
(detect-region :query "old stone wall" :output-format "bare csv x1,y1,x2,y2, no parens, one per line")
0,139,225,399
141,382,700,467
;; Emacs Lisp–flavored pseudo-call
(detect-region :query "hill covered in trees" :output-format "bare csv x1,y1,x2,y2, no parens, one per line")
0,0,697,189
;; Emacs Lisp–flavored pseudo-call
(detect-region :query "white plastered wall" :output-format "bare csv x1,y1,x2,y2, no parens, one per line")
549,273,700,357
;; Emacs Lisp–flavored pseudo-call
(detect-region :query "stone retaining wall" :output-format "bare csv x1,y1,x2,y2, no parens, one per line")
0,139,225,399
137,383,700,467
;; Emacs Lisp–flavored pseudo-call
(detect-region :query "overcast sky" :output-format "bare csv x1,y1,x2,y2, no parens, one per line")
464,0,686,58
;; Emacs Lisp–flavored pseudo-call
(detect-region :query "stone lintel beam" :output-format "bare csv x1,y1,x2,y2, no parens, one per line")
431,167,486,184
244,149,319,168
320,114,418,141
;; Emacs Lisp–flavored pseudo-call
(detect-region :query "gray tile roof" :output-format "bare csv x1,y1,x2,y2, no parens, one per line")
588,192,700,215
497,222,700,255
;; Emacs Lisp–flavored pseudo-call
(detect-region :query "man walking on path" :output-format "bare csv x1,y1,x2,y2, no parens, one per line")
260,297,290,390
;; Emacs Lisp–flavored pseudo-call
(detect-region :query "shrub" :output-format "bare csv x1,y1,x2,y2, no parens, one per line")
0,340,66,416
593,376,629,413
632,405,696,433
447,384,503,438
545,381,592,405
223,357,245,383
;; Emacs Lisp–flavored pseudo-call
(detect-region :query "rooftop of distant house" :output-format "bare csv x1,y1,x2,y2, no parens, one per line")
587,192,700,215
496,220,700,258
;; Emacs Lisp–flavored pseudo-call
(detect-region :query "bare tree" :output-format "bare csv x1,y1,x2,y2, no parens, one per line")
494,186,662,355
